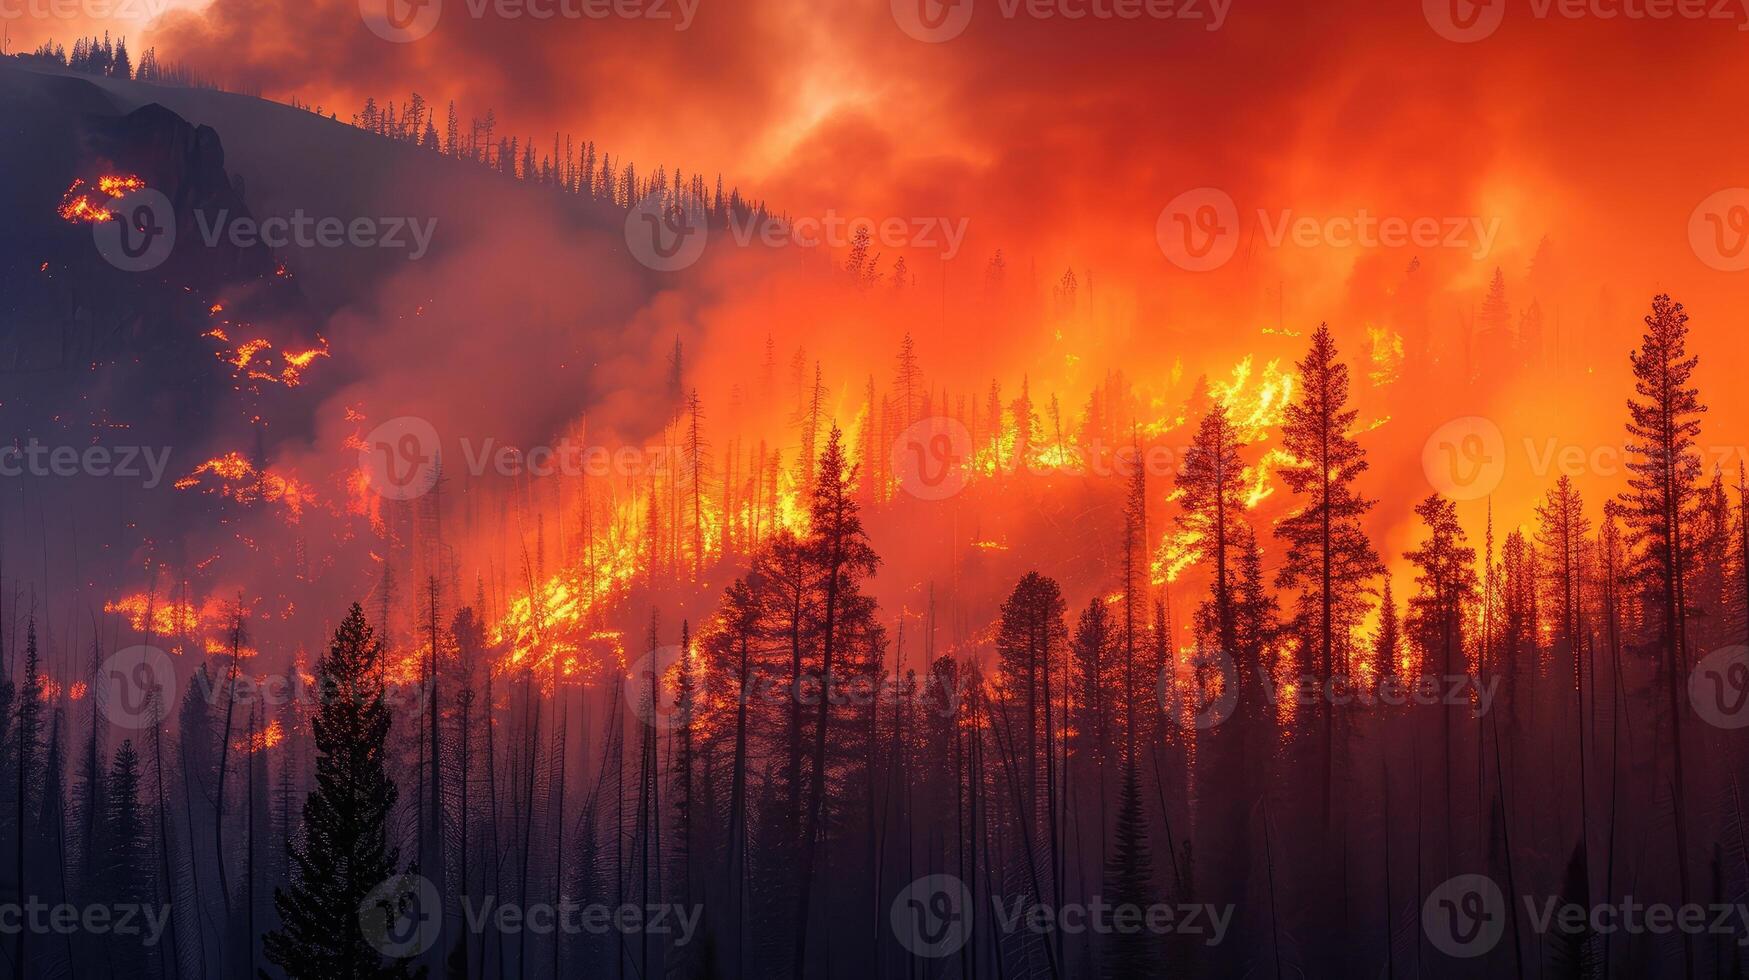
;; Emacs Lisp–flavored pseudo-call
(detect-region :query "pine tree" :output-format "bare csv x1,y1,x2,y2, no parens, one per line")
15,620,42,980
1620,293,1705,961
1535,475,1590,663
673,620,698,912
1404,494,1478,863
1475,267,1511,379
1500,528,1540,740
684,389,710,578
1275,324,1381,832
1070,598,1120,826
790,427,883,978
1375,576,1401,680
1738,463,1749,647
74,640,108,903
1405,495,1478,682
893,333,923,431
1691,469,1734,650
1276,324,1383,680
1101,757,1161,978
101,740,150,976
38,710,73,978
1177,406,1249,657
994,572,1068,845
263,604,419,980
845,225,872,283
1232,524,1281,703
1011,377,1041,473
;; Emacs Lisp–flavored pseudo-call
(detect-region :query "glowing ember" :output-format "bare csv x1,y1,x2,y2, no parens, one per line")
236,719,285,753
1367,326,1404,387
277,338,331,386
175,452,314,520
203,329,330,388
57,174,145,223
105,593,215,649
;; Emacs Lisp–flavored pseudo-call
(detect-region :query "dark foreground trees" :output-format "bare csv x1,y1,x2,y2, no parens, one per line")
263,604,419,980
12,293,1736,980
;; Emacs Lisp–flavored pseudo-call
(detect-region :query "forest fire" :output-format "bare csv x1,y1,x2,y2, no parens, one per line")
9,7,1749,979
175,451,315,520
235,719,285,753
56,173,144,222
205,328,331,388
103,592,212,641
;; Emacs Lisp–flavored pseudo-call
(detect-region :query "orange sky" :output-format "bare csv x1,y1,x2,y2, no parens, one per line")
18,0,1749,610
17,0,1742,310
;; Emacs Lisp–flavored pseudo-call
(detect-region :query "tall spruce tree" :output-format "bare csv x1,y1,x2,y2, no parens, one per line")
1101,756,1161,979
1275,325,1382,832
1276,324,1382,678
263,604,419,980
101,739,149,976
1620,293,1705,964
790,426,883,978
1177,406,1249,658
1404,494,1478,868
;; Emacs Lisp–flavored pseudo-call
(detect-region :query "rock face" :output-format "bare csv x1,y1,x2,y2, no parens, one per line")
2,60,296,347
85,101,282,284
0,60,310,576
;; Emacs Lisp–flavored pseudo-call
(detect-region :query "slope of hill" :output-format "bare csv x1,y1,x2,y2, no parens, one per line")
0,56,681,649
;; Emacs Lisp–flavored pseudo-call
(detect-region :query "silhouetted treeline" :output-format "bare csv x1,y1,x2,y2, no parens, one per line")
0,292,1744,978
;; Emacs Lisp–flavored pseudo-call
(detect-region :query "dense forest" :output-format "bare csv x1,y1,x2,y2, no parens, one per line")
5,32,1748,980
0,290,1740,978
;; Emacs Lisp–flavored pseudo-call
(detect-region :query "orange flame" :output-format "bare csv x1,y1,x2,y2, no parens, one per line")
57,175,145,223
175,452,315,520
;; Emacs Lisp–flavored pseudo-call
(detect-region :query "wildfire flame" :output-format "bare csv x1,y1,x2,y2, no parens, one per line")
175,452,315,521
57,175,145,223
1153,355,1299,583
1367,325,1404,387
235,719,285,754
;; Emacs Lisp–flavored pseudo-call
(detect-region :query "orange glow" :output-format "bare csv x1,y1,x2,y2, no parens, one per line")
175,452,315,521
57,175,144,223
236,719,285,753
105,593,208,639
